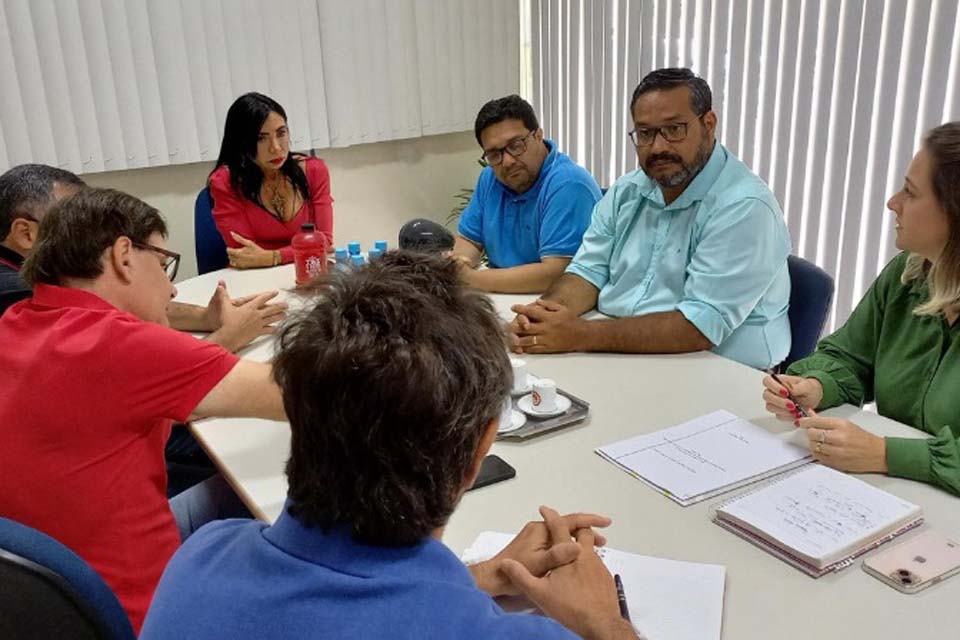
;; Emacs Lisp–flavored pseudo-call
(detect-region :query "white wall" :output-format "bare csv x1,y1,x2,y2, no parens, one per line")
80,131,482,280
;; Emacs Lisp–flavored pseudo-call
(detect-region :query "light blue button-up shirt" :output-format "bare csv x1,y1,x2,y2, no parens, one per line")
566,143,791,369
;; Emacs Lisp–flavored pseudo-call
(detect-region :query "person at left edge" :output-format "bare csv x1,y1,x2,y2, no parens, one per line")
0,164,286,351
209,92,334,269
0,187,287,633
451,95,602,293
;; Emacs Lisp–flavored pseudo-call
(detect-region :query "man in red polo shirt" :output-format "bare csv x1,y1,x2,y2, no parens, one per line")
0,187,287,633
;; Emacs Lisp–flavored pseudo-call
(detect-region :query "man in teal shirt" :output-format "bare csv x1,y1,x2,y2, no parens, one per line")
508,68,791,370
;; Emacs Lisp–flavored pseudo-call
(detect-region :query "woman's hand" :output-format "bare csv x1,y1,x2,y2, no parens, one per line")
797,409,888,473
762,374,823,421
227,232,275,269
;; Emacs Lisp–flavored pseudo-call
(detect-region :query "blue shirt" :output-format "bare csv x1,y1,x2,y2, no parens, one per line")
140,505,576,640
458,140,601,268
567,143,791,369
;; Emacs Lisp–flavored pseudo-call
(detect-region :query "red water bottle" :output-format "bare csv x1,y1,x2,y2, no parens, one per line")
292,223,329,285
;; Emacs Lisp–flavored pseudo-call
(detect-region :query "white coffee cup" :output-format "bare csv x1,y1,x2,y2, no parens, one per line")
511,358,528,393
531,378,557,411
498,395,514,431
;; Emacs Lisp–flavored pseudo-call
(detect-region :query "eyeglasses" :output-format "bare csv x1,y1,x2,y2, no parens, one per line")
132,242,180,281
479,131,535,167
627,117,702,147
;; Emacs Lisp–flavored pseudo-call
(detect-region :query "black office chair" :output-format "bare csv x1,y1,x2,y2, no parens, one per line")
0,517,135,640
194,186,229,274
782,255,835,370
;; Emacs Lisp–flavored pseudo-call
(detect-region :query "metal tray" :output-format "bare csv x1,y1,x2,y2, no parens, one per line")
498,388,590,440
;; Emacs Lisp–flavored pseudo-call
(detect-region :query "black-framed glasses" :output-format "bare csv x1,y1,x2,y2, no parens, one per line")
133,242,180,281
628,118,701,147
479,131,535,167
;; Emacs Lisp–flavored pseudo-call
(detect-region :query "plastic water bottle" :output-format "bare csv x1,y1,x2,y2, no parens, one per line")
347,241,361,256
333,247,350,272
368,248,383,262
292,223,329,285
350,254,365,268
374,240,388,252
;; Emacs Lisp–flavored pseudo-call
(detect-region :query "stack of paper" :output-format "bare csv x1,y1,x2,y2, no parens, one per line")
462,531,725,640
714,464,923,576
596,410,812,505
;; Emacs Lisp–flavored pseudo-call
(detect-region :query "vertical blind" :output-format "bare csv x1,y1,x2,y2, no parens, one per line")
0,0,519,172
526,0,960,331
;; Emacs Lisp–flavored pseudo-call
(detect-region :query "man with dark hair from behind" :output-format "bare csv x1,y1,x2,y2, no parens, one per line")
0,187,287,633
509,68,792,370
451,94,603,293
142,251,641,640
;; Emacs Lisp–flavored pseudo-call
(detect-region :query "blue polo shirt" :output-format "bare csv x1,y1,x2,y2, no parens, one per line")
567,143,791,369
140,504,576,639
458,140,601,268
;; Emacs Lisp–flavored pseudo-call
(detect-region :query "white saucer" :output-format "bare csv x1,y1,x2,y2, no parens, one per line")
510,373,539,396
498,410,527,434
517,393,571,418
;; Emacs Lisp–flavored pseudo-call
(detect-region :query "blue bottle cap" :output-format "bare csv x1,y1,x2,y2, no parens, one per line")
374,240,388,251
347,241,361,255
334,247,348,260
368,249,383,261
350,254,365,266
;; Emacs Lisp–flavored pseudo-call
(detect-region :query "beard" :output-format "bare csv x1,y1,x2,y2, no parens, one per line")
643,137,714,188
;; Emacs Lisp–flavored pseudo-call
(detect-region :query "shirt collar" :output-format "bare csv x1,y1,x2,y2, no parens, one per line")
30,283,121,313
0,245,24,271
639,141,726,210
495,138,558,202
263,500,476,586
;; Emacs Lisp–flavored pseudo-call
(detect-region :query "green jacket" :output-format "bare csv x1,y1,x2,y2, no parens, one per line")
788,253,960,495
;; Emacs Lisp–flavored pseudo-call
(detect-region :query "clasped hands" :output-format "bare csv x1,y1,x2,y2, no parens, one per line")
507,299,587,354
762,374,888,474
470,506,636,639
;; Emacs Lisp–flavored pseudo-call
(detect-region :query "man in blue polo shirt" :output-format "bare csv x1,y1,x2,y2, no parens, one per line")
508,68,791,370
453,95,602,293
141,252,641,640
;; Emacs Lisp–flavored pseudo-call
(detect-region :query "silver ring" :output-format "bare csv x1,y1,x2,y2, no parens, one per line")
819,430,826,444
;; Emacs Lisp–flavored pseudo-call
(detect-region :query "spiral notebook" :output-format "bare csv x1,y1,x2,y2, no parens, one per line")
713,464,923,577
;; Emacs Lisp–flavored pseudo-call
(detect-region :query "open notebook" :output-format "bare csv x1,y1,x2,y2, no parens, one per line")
461,532,725,640
713,464,923,577
596,410,812,506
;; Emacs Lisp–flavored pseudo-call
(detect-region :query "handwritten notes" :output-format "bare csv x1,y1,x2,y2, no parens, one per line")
717,464,922,567
597,410,812,505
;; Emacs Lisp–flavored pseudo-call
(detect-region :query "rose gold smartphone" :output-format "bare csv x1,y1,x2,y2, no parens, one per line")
862,531,960,594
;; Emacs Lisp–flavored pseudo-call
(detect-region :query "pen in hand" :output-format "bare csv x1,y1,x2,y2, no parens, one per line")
769,371,809,418
614,573,631,622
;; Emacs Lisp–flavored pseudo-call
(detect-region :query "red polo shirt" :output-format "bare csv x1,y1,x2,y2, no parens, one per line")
0,284,239,632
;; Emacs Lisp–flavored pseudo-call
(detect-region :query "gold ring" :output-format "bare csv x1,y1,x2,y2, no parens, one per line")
819,430,826,444
815,442,823,454
532,335,538,346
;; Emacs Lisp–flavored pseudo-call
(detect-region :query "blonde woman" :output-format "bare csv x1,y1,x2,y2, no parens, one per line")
763,122,960,495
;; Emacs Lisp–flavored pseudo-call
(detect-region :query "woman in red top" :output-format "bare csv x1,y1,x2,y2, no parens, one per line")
209,92,333,269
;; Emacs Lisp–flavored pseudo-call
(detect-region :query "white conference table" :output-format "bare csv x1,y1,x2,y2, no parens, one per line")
176,264,960,640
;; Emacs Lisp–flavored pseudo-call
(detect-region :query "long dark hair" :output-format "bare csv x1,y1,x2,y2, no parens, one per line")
209,92,311,216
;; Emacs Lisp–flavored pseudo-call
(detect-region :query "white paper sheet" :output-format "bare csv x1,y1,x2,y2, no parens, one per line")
718,464,923,566
462,531,726,640
597,410,812,504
